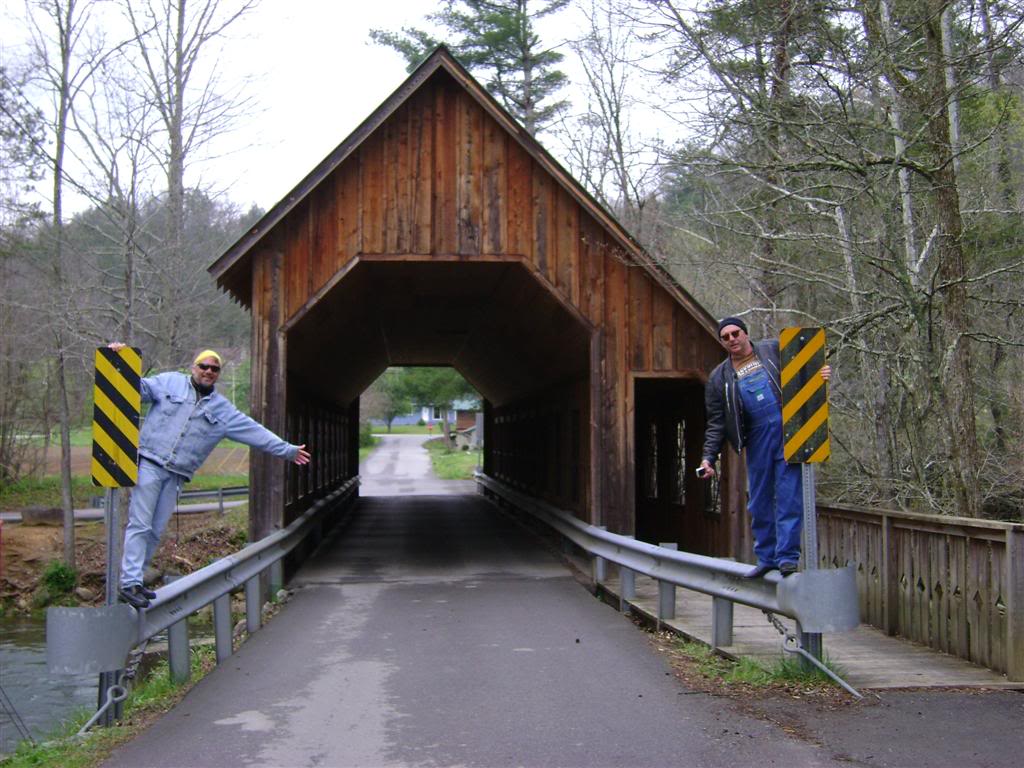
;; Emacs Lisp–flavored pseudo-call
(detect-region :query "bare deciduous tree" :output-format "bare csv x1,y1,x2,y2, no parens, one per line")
122,0,257,367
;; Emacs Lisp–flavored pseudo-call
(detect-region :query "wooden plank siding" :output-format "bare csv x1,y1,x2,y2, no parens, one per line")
237,67,731,558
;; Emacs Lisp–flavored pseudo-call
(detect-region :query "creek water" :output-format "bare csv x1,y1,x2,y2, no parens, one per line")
0,615,96,755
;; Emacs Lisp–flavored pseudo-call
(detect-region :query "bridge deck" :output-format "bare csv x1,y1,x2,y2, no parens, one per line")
600,570,1017,689
103,492,837,768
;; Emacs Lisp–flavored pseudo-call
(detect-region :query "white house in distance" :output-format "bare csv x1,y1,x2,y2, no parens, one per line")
373,397,481,430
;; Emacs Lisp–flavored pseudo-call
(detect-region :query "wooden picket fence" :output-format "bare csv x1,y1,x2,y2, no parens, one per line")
817,504,1024,680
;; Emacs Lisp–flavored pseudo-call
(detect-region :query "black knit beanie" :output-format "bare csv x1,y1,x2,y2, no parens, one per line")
717,316,748,335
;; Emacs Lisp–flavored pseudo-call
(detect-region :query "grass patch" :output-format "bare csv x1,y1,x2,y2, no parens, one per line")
664,636,845,693
25,428,251,450
0,473,247,512
371,423,433,434
0,646,217,768
358,435,380,465
423,439,480,480
183,474,248,490
669,639,735,680
0,475,97,511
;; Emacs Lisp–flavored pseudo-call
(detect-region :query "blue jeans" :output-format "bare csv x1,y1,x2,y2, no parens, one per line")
738,370,803,567
120,458,183,588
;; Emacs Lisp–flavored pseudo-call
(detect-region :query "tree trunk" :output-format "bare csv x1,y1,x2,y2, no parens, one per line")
57,343,75,566
923,1,981,517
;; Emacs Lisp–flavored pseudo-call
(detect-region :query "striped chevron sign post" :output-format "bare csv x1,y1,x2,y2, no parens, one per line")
91,345,141,723
779,327,830,664
780,327,830,463
91,346,141,488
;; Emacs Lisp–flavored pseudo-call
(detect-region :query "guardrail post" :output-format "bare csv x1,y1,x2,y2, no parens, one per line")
1007,528,1024,682
214,593,233,664
800,465,823,665
592,526,607,584
270,560,284,596
245,574,262,634
619,535,636,613
711,597,734,648
658,543,677,622
217,487,225,516
168,618,191,683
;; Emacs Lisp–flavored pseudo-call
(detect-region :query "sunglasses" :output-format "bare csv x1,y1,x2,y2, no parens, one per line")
196,363,221,373
719,330,743,341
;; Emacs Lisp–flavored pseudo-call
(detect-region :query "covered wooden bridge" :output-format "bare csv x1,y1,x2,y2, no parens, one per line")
209,48,751,561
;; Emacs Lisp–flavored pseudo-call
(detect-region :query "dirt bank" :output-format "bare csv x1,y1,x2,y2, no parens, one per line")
0,509,246,611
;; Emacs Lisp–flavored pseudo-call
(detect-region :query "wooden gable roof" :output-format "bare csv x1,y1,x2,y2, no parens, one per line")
208,46,715,336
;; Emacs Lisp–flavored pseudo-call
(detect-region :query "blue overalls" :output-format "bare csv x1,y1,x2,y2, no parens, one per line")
737,367,803,568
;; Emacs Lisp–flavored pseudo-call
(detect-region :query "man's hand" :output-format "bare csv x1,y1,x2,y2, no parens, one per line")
699,459,715,479
294,445,311,465
821,364,832,381
107,342,126,352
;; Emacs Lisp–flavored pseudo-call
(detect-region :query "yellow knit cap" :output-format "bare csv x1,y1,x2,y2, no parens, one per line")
193,349,223,366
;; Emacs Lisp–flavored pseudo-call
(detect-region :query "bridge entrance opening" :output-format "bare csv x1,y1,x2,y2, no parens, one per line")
285,259,595,512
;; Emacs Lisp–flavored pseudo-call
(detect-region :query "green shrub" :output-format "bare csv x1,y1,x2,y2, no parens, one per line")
42,560,77,594
358,420,376,447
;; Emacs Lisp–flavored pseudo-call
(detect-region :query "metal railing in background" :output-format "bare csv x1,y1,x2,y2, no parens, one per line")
49,477,360,713
177,485,248,502
89,485,249,514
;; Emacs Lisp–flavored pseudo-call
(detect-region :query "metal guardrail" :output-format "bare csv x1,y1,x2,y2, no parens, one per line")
178,485,248,501
475,473,859,642
89,485,249,511
48,477,360,686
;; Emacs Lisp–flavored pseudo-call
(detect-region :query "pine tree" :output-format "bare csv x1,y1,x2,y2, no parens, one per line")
371,0,570,135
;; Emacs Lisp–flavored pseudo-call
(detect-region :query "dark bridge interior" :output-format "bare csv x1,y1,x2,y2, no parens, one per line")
288,260,591,409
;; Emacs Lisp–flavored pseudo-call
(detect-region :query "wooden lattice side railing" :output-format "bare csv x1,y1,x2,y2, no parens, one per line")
816,504,1023,680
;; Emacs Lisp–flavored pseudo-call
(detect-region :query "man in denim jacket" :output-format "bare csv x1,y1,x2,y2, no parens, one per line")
108,344,311,608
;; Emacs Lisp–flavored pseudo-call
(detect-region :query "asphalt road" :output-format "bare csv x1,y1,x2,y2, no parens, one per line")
360,433,476,496
102,437,1024,768
104,492,843,768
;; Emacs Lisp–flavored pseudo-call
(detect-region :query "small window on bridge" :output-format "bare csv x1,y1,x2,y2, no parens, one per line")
674,419,686,506
645,422,659,499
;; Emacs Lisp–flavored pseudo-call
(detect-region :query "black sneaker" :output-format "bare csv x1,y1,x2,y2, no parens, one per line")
779,562,799,577
743,563,776,579
139,585,157,600
119,585,150,609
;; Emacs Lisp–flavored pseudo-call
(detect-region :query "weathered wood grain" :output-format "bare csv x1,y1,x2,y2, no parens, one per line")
818,504,1021,678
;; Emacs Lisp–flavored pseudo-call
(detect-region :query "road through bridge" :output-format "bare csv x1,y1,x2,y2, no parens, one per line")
100,435,1023,767
102,436,825,768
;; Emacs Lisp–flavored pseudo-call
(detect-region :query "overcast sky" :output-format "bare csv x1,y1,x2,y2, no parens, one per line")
206,0,440,210
0,0,602,215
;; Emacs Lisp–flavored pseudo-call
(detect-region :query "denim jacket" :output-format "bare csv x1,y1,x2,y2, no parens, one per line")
701,340,783,467
138,372,297,480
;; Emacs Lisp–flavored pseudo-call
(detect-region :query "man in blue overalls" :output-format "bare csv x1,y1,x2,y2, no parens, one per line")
699,317,831,578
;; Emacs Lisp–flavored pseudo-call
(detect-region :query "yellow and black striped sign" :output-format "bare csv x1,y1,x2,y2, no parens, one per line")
91,347,141,487
780,327,830,463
